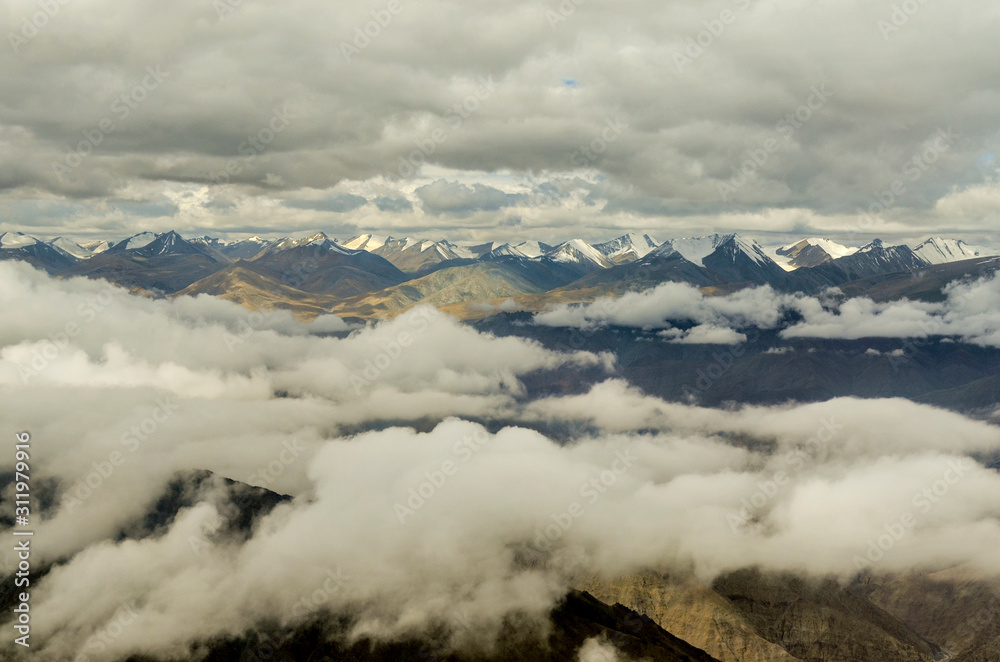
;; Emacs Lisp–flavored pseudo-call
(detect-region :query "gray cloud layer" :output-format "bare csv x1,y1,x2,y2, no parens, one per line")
1,0,999,242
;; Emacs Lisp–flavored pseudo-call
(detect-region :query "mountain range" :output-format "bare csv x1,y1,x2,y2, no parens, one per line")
5,228,1000,662
2,230,999,319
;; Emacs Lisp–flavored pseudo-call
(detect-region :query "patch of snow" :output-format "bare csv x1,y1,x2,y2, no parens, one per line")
779,238,858,259
731,235,770,266
806,238,858,259
446,243,476,259
764,248,797,272
153,232,181,255
911,237,997,264
547,239,611,267
119,232,158,251
488,244,528,258
596,233,660,260
82,240,112,254
858,239,886,253
662,234,733,266
0,232,40,249
341,234,388,251
512,241,547,258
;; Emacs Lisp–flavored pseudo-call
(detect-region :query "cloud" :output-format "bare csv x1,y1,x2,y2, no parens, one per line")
782,273,1000,346
659,324,747,345
3,264,1000,660
10,393,1000,660
281,194,369,213
533,274,1000,349
2,0,1000,240
535,283,797,332
415,180,525,215
0,260,607,563
374,196,413,212
578,637,624,661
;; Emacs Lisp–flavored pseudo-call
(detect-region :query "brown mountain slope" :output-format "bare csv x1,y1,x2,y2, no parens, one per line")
139,591,723,662
858,568,1000,655
579,572,803,662
176,264,340,318
713,569,940,662
438,286,615,320
249,237,408,297
331,262,550,319
777,240,834,269
437,251,720,321
838,256,1000,303
582,569,947,662
371,238,469,273
59,251,227,294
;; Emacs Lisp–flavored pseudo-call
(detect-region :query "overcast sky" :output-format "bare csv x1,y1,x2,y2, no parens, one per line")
1,0,999,245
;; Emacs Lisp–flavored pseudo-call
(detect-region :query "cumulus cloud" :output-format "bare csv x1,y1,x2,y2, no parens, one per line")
0,260,606,564
659,324,747,345
783,273,1000,346
3,264,1000,661
9,390,1000,660
535,282,797,333
534,274,1000,349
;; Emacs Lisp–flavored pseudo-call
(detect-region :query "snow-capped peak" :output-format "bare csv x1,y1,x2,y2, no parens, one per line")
660,233,735,266
780,238,858,259
440,241,476,260
149,231,185,256
82,240,112,255
911,237,996,265
486,243,529,258
511,241,549,258
341,234,389,251
767,238,860,271
546,239,613,268
859,239,886,252
304,232,330,245
595,233,660,260
269,232,338,252
117,232,158,251
48,237,93,259
728,234,773,266
306,232,359,255
0,231,41,249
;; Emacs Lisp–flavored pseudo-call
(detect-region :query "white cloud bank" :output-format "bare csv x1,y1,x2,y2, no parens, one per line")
1,263,999,661
535,275,1000,348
